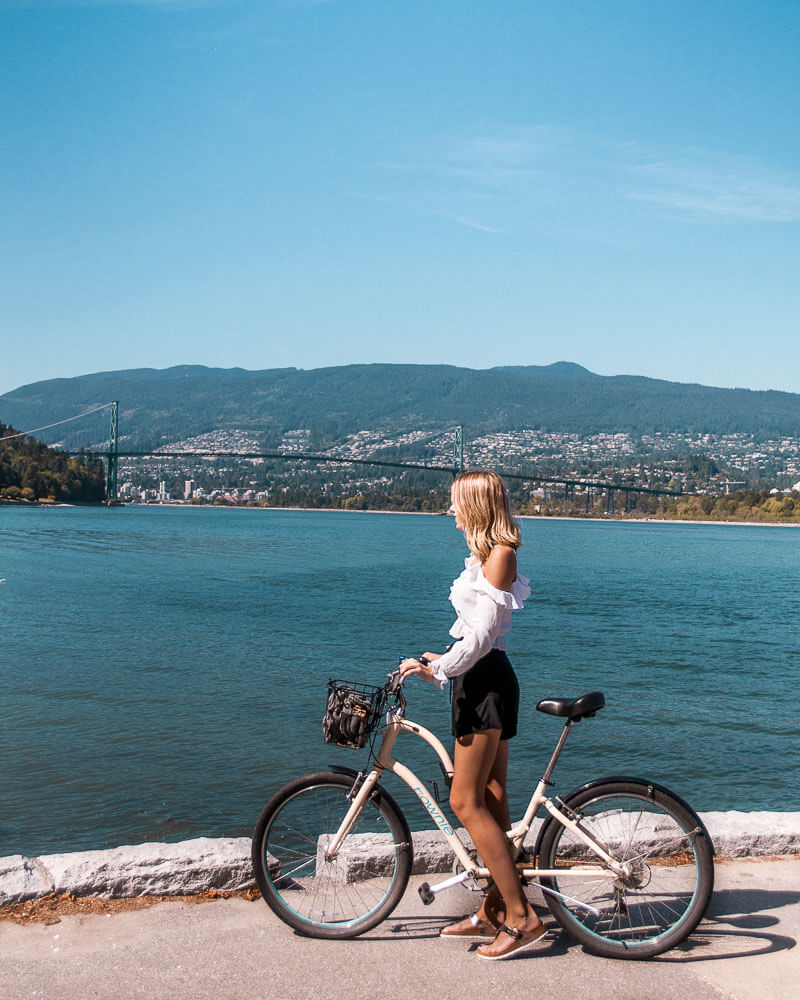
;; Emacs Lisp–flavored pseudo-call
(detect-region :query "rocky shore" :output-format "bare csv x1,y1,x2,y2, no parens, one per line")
2,811,799,907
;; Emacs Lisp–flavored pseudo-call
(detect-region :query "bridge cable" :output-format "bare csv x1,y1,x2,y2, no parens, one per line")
0,402,115,443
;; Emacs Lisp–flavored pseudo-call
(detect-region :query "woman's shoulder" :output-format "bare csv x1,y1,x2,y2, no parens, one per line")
481,544,517,592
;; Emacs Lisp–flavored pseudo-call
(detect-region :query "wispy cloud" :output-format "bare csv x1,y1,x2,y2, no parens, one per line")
369,124,800,238
446,214,505,234
624,150,800,222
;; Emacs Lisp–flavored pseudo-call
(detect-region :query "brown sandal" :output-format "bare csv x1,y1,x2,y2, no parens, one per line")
475,922,548,961
440,912,497,939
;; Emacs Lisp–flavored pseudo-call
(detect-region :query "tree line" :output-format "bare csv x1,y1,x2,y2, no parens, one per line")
0,424,105,502
659,490,800,524
194,481,800,524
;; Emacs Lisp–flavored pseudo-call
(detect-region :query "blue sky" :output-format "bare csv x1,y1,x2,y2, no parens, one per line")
2,0,799,397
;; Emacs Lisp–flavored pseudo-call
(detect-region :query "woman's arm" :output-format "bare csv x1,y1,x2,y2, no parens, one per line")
427,611,495,688
429,547,518,688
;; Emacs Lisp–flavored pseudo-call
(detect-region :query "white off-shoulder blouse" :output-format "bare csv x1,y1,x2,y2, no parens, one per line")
431,555,531,689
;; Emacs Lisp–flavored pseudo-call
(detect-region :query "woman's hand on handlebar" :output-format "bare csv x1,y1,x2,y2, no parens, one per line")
399,653,439,684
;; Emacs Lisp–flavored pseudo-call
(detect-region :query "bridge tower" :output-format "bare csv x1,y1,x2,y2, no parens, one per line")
106,401,119,501
453,425,464,476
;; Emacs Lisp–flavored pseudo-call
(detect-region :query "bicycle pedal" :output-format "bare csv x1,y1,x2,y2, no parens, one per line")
418,882,435,906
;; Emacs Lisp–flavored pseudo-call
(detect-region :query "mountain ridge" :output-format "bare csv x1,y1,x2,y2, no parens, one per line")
2,362,799,452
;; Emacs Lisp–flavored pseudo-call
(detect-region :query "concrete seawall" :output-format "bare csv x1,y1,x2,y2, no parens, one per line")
2,810,799,906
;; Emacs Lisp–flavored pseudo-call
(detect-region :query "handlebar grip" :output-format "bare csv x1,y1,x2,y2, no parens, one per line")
387,667,408,711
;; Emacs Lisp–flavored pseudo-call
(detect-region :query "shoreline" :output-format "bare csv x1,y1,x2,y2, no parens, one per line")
5,498,800,527
519,513,800,528
3,810,800,907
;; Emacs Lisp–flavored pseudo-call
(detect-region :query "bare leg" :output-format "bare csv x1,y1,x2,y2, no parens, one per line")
484,738,511,833
450,732,540,940
478,740,514,926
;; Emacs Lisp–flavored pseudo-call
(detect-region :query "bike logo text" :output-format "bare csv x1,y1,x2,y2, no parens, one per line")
413,786,454,836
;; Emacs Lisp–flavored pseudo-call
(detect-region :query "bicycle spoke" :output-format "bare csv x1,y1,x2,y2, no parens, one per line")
539,782,713,958
252,773,411,937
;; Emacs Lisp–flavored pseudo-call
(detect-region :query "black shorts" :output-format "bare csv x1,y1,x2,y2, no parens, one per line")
451,649,519,741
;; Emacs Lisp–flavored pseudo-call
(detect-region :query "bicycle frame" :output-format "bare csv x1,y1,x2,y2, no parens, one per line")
324,703,628,907
254,680,713,955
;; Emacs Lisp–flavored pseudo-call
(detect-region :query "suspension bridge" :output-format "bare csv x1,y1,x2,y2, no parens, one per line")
5,400,683,511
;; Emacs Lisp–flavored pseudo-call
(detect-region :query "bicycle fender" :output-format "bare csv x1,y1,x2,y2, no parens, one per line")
532,776,715,861
561,776,706,818
327,764,363,781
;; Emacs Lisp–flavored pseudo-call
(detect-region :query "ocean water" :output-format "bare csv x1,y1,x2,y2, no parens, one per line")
1,504,798,858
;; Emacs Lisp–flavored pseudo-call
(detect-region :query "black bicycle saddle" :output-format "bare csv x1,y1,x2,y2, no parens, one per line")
536,691,605,721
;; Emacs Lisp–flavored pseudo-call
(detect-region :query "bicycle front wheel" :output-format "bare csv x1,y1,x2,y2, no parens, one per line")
252,771,413,939
538,778,714,959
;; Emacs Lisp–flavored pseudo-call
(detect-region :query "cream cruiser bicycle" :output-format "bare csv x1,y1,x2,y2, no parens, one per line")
251,670,714,959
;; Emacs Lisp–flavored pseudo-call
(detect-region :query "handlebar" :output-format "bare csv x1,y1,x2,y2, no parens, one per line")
386,666,407,714
386,649,434,714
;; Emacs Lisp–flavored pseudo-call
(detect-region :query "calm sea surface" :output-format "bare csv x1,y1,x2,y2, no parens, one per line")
1,505,798,857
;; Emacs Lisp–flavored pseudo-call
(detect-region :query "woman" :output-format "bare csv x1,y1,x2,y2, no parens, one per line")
399,470,546,961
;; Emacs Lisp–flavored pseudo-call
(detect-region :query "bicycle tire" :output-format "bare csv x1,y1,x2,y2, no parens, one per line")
251,770,413,939
538,778,714,959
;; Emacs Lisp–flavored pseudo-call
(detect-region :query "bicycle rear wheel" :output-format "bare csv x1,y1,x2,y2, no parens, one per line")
252,770,413,939
538,778,714,959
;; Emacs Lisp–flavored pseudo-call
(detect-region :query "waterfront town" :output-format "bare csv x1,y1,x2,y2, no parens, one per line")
115,426,800,509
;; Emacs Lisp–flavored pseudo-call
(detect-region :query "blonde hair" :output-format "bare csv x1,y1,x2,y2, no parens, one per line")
451,470,521,563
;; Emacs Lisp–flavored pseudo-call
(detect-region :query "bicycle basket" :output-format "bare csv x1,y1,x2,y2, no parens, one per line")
323,680,386,750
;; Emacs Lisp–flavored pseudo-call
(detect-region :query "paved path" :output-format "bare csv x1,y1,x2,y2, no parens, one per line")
1,858,797,1000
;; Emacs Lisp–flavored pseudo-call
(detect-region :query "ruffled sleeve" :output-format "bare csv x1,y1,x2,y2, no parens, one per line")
474,569,530,610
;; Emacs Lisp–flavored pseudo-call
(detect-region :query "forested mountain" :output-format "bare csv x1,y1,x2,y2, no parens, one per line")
1,362,799,452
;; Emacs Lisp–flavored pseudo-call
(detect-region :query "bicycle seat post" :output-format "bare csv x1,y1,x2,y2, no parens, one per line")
541,719,574,785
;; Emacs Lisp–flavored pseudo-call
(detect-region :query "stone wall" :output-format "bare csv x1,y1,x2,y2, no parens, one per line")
2,812,799,906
